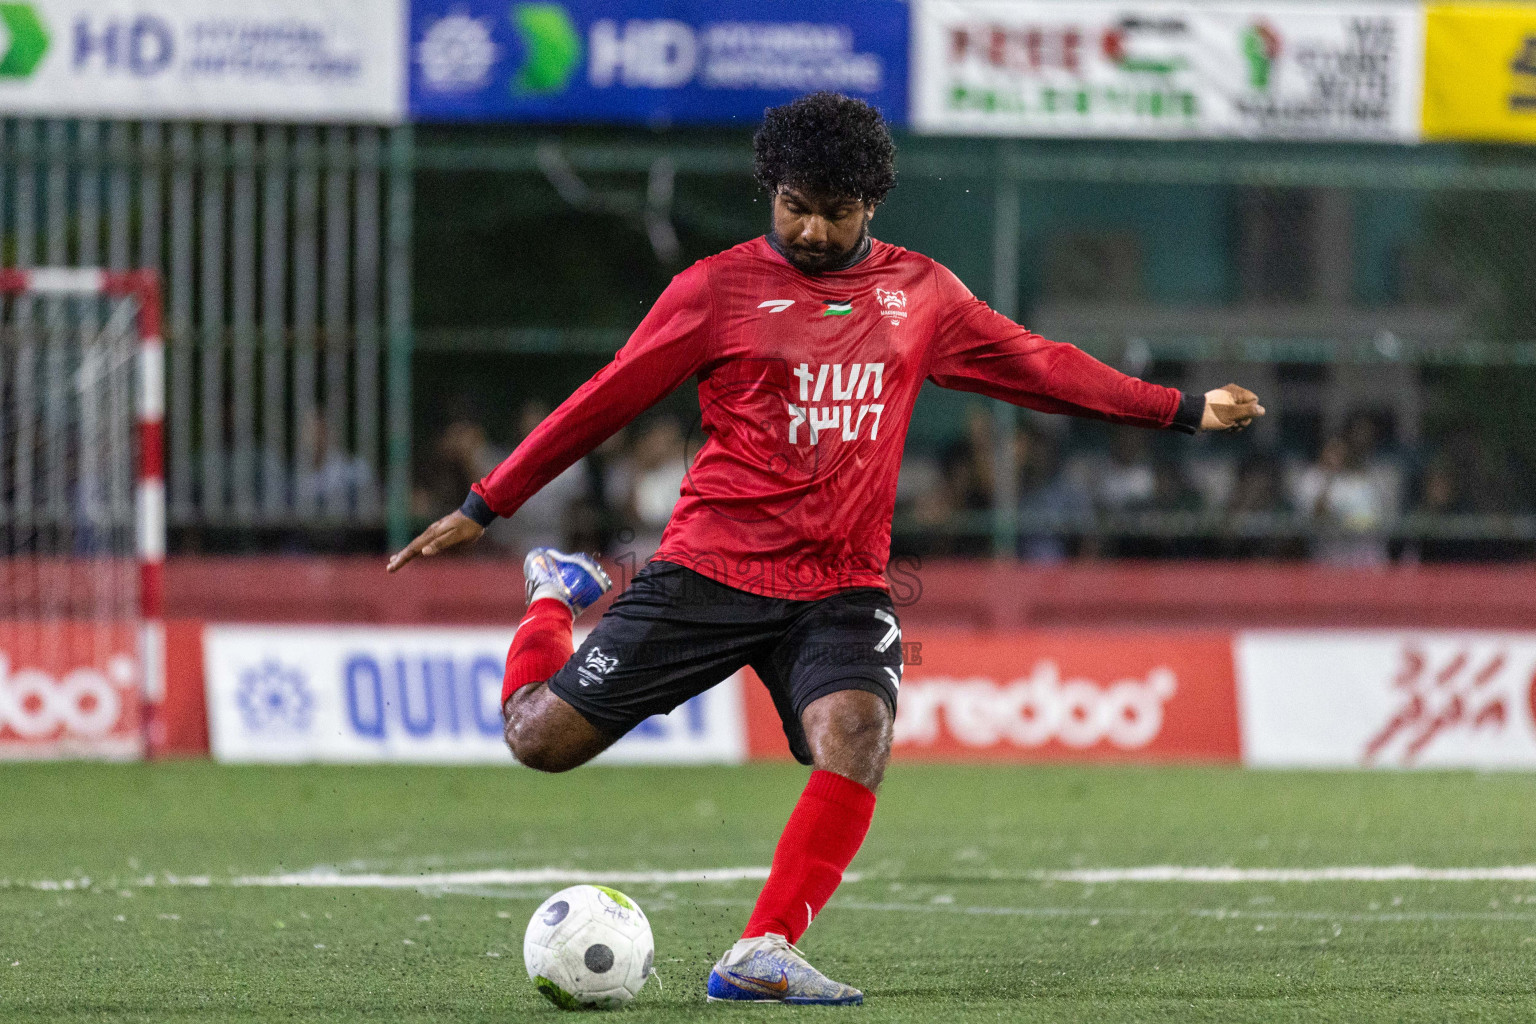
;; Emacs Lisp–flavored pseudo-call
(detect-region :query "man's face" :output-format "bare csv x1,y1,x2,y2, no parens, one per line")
770,187,874,274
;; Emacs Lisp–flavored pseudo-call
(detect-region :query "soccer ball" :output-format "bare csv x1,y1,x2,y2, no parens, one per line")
524,884,654,1010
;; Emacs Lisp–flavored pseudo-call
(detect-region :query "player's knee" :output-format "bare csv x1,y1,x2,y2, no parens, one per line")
820,691,891,745
506,728,581,773
803,689,893,789
503,700,578,772
503,683,611,772
514,744,579,774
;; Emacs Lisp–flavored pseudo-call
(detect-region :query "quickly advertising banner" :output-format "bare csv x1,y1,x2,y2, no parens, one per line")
181,622,1536,768
1423,4,1536,143
0,622,144,759
742,628,1243,762
203,624,746,764
1237,631,1536,768
912,0,1423,141
0,0,405,122
408,0,908,124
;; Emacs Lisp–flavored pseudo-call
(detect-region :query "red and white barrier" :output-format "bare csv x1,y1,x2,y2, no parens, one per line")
746,627,1536,769
0,622,143,759
9,614,1536,767
1237,631,1536,768
742,629,1241,762
0,269,163,759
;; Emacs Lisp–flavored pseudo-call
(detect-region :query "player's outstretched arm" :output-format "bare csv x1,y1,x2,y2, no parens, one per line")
465,262,714,530
386,509,485,572
1200,383,1265,430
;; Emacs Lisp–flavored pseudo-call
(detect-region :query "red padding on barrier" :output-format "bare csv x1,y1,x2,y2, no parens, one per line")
149,619,208,758
745,628,1241,764
139,420,164,479
162,558,1536,630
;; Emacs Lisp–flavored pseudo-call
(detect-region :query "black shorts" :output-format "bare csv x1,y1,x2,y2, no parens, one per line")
547,560,902,765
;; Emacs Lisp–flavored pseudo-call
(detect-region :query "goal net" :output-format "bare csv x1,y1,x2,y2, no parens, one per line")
0,269,163,759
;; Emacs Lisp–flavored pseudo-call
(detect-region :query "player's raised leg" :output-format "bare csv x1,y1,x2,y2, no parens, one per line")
708,689,891,1006
500,548,616,772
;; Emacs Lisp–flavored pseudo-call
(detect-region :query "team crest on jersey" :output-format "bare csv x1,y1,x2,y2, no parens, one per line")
875,288,908,325
577,646,620,687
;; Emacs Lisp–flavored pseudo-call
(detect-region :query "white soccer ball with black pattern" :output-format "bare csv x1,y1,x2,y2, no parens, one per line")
523,884,654,1009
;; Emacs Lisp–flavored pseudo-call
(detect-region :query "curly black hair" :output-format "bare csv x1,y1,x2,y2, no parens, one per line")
753,92,896,205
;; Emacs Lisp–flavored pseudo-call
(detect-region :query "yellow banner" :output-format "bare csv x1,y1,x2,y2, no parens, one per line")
1424,4,1536,142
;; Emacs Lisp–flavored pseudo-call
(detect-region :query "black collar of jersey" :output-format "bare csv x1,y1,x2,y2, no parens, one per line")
764,231,873,274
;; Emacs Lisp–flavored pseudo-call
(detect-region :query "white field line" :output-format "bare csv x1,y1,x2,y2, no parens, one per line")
13,864,1536,892
844,901,1536,925
11,867,781,892
1031,866,1536,883
229,867,780,889
690,898,1536,926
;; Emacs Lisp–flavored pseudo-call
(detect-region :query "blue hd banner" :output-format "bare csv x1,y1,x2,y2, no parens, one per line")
408,0,909,125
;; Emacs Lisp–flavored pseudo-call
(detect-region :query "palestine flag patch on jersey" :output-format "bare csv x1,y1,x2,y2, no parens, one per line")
822,302,853,317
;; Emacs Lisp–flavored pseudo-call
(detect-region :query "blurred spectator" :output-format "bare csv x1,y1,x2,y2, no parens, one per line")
1016,422,1092,562
1419,429,1526,516
295,409,373,514
1146,460,1204,513
1221,454,1301,558
895,451,944,511
407,392,1536,567
608,414,688,562
1404,436,1520,562
564,430,629,557
893,451,954,557
1226,455,1290,518
502,399,591,557
942,406,996,515
412,418,501,520
928,406,998,556
1095,431,1155,512
1289,415,1401,565
1415,456,1465,515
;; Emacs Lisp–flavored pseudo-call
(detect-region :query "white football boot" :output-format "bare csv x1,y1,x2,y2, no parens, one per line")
522,547,612,617
706,933,863,1005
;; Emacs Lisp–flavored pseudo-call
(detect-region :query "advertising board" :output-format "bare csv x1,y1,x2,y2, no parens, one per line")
912,0,1423,141
0,0,405,122
408,0,908,124
0,622,144,759
204,624,746,764
742,628,1242,762
1236,631,1536,768
1423,3,1536,143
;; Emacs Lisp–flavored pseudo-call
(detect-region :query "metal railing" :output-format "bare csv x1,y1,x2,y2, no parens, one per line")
0,118,415,548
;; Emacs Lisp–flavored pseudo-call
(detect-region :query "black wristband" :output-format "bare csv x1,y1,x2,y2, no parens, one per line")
459,490,498,527
1169,391,1205,435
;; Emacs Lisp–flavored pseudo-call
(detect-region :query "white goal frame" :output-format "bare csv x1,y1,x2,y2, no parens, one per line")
0,267,165,739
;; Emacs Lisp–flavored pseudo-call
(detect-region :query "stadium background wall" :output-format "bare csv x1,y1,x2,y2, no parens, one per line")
136,557,1536,767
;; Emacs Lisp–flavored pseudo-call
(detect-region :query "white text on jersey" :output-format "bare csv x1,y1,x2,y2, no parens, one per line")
787,362,886,444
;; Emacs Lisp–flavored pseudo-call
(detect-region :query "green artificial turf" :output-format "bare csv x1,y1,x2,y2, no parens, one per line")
3,762,1536,1022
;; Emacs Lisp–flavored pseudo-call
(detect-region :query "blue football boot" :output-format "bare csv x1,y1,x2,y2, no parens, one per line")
706,933,863,1005
522,548,612,618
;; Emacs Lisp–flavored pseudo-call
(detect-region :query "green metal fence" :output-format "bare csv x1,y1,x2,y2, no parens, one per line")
10,119,1534,559
0,118,416,550
410,129,1536,560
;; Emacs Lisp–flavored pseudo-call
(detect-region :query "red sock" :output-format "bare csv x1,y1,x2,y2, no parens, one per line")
742,770,876,944
502,598,574,703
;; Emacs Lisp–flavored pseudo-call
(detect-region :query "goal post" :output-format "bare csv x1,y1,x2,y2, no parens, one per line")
0,268,164,759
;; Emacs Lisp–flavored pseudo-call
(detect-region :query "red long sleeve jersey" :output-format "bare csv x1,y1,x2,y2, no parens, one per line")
474,236,1189,599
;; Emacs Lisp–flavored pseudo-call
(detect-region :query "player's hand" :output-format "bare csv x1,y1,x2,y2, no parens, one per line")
1201,383,1265,431
387,510,485,572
